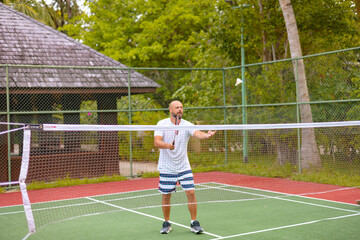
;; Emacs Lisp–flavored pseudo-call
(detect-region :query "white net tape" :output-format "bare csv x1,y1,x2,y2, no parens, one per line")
42,120,360,132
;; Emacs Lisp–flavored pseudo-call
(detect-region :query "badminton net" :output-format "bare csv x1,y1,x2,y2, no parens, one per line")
1,121,360,239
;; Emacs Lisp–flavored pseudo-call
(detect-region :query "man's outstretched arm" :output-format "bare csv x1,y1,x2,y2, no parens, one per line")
193,130,216,140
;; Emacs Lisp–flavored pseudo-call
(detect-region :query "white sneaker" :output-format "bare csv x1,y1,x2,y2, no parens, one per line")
190,220,204,234
160,221,172,234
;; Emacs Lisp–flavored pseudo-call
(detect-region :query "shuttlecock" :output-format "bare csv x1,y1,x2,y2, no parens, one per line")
235,78,242,86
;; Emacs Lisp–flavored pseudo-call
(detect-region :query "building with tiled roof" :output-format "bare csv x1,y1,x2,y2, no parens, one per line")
0,2,160,182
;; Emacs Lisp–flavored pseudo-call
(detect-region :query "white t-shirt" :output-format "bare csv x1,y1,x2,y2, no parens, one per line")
154,118,196,174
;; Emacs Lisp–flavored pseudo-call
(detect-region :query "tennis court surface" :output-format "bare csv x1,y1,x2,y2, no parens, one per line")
1,172,359,240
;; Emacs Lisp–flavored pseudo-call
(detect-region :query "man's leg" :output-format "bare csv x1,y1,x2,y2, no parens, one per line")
159,172,177,234
162,193,172,221
160,193,172,234
186,189,204,234
185,189,197,220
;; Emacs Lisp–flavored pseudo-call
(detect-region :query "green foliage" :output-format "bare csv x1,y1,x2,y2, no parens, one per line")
77,95,168,162
293,0,360,54
117,94,168,125
189,151,295,178
78,95,168,125
58,13,88,38
171,70,225,108
79,100,98,124
115,95,167,161
4,0,83,29
64,0,230,67
11,0,360,69
52,0,360,127
56,0,360,126
4,0,40,19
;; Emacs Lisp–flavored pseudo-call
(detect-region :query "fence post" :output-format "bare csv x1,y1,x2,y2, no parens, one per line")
6,65,12,183
241,50,248,164
295,59,301,174
127,68,133,177
222,69,228,165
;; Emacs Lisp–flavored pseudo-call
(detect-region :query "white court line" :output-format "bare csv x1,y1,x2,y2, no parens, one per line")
209,182,359,207
2,182,357,217
298,186,359,196
209,212,360,240
0,185,219,217
3,181,358,240
7,183,205,209
198,182,360,213
0,210,25,215
86,197,222,238
195,182,360,240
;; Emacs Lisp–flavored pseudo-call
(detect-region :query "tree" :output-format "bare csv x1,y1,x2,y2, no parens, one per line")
2,0,82,30
46,0,82,29
67,0,232,109
279,0,321,169
2,0,38,18
354,0,360,19
76,0,222,68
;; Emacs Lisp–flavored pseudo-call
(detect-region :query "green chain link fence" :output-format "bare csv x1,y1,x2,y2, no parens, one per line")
1,47,360,184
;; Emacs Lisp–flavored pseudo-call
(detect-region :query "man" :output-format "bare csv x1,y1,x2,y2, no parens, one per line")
154,100,216,234
356,199,360,205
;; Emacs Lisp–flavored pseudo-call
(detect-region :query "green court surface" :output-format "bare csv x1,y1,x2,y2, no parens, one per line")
1,182,360,240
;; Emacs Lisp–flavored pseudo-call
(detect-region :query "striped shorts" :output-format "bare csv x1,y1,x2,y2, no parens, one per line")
158,170,195,194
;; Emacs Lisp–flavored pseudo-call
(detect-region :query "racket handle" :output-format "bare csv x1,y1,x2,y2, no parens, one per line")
172,140,175,145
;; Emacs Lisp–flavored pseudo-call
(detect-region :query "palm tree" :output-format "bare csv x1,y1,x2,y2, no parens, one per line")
279,0,321,169
2,0,82,30
47,0,82,28
355,0,360,19
2,0,38,19
2,0,58,28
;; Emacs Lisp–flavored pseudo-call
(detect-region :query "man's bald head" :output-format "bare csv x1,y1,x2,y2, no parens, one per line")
169,101,183,119
169,100,182,108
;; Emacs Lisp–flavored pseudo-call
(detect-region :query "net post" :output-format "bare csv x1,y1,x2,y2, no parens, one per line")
19,126,36,235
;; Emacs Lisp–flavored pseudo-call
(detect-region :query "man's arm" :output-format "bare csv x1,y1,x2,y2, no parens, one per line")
154,135,175,150
192,130,216,139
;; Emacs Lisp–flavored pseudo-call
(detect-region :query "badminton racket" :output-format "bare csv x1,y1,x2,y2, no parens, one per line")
172,115,179,145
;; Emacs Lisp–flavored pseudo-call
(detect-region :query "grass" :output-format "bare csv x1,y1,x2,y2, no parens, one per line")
195,162,360,187
26,174,128,191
